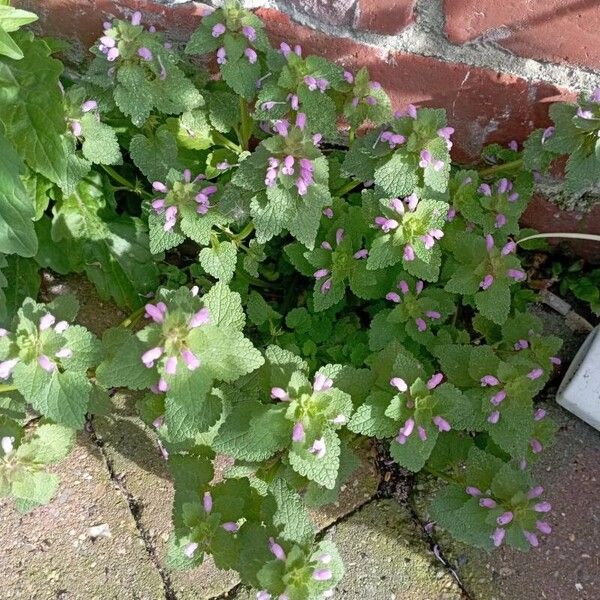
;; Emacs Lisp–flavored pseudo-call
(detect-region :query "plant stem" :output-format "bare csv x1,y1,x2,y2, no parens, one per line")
477,159,523,178
334,179,362,197
239,97,252,151
235,222,255,243
120,305,146,328
213,131,242,154
0,384,17,393
101,165,152,198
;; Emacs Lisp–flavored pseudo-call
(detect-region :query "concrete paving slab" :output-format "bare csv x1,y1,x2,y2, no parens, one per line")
0,434,166,600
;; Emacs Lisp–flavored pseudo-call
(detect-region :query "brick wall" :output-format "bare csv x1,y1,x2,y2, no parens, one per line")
16,0,600,256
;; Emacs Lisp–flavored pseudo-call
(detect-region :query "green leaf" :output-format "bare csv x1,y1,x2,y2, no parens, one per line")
0,131,37,256
202,281,245,330
288,428,340,490
13,362,91,429
198,241,237,283
14,423,75,465
0,33,70,190
130,128,179,183
12,470,60,512
80,113,122,165
213,402,291,461
270,478,315,546
0,6,38,33
246,291,281,326
0,254,39,321
0,25,23,60
374,152,417,197
475,280,511,325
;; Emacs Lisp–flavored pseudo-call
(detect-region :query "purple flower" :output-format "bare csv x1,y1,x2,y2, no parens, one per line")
502,240,517,255
190,307,210,328
527,368,544,380
403,245,415,261
524,531,539,547
534,408,546,421
38,355,56,373
365,96,377,106
507,269,526,282
313,569,332,581
81,99,98,113
432,415,451,432
427,373,443,390
405,193,419,211
273,119,289,136
415,317,427,332
256,592,270,600
242,25,256,41
490,390,507,405
390,377,408,392
465,486,481,497
419,150,432,168
292,422,305,442
314,268,330,280
447,207,457,221
491,527,505,547
396,418,415,445
386,292,401,303
577,107,593,119
321,241,332,251
152,416,164,429
479,497,496,509
536,521,552,534
508,192,520,202
323,208,334,219
164,206,178,232
313,373,333,391
245,48,257,64
296,112,306,130
138,47,153,61
216,47,227,65
282,155,295,175
145,303,166,323
280,42,291,56
153,181,168,193
289,94,299,110
164,356,177,375
495,213,507,228
527,486,544,499
530,438,543,454
39,313,56,331
268,537,286,561
212,23,226,37
181,349,200,371
374,216,399,233
309,437,326,458
353,249,368,259
271,387,289,401
203,491,212,513
304,75,317,91
478,183,492,196
541,126,555,143
480,274,494,290
142,347,163,368
497,511,513,526
417,426,427,441
437,126,454,140
71,120,82,136
343,70,354,83
485,234,494,251
320,278,332,293
426,310,441,320
534,501,551,513
131,11,142,26
481,375,499,387
407,104,417,118
550,356,561,365
107,47,120,62
222,522,239,532
0,358,18,380
99,35,115,48
487,411,500,424
183,542,198,558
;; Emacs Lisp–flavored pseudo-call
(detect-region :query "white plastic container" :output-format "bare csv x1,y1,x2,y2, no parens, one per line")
556,325,600,431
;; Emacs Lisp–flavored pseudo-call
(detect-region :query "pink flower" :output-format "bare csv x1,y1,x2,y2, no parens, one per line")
203,491,212,514
479,497,496,509
353,249,368,259
491,527,505,547
533,501,551,513
270,387,289,401
527,368,544,380
432,415,451,432
390,377,408,392
131,11,142,26
403,245,415,261
189,307,210,328
242,25,256,41
313,569,332,581
480,274,494,290
427,373,443,390
38,355,56,373
480,375,499,387
487,411,500,424
527,486,544,499
524,531,539,547
222,522,239,532
216,47,227,65
309,437,326,458
0,358,19,380
81,99,98,112
314,268,330,280
292,422,305,442
268,537,286,561
212,23,226,37
137,47,153,61
142,347,163,368
536,521,552,534
386,292,401,303
245,48,257,64
490,390,506,405
181,349,200,371
313,373,333,391
465,486,481,497
183,542,198,558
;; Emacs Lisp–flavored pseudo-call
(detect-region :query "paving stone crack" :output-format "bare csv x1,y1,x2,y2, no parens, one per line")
86,417,178,600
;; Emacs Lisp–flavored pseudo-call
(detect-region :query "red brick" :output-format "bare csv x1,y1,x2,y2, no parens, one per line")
444,0,600,70
521,196,600,262
258,8,571,162
354,0,416,35
14,0,210,57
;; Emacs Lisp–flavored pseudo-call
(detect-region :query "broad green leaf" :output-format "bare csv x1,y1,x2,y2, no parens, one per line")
198,241,237,283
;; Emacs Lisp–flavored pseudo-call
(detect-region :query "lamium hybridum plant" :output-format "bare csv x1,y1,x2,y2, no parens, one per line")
1,0,598,596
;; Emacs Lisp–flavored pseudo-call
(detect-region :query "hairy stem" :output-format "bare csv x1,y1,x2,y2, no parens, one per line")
477,159,523,178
